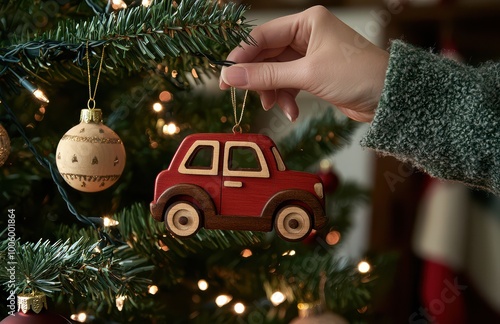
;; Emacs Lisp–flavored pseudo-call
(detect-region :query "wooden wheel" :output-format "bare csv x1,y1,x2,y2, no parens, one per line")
274,205,312,241
165,201,201,237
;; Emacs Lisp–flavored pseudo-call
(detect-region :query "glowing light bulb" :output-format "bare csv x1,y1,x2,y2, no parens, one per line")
240,249,252,258
234,302,245,314
33,89,49,103
148,285,159,295
215,294,232,307
142,0,151,6
159,91,173,102
197,279,208,291
71,312,87,322
325,231,341,245
270,291,285,306
163,122,177,135
116,295,127,311
357,261,371,274
153,102,163,112
112,0,127,9
77,312,87,322
103,217,119,227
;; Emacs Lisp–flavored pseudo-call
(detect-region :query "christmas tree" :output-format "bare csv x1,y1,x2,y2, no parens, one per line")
0,1,392,323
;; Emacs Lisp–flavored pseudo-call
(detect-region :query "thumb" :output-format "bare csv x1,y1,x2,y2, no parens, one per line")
220,61,306,91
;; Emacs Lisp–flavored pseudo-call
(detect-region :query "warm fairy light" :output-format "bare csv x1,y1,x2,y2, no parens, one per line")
77,312,87,322
357,261,371,274
112,0,127,9
116,295,127,311
282,250,296,256
240,249,252,258
103,217,119,227
325,230,341,245
163,122,178,135
191,68,199,78
148,285,159,295
171,70,178,78
33,89,49,103
157,239,169,251
71,312,87,322
358,305,368,314
142,0,151,6
270,291,285,306
197,279,208,291
159,91,173,102
153,102,163,112
234,302,245,314
215,294,232,307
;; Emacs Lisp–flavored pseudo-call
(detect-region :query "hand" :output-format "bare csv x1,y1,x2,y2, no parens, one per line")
219,6,389,123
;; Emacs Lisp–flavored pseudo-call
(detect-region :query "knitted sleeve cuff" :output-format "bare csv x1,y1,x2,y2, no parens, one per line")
361,40,500,195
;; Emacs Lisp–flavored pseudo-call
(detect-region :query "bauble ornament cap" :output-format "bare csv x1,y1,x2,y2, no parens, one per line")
56,108,126,193
1,292,71,324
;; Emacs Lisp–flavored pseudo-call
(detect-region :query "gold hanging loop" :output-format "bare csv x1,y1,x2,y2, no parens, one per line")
231,87,248,134
86,41,106,110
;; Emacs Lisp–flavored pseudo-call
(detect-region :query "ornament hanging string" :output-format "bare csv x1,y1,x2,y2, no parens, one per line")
86,41,106,109
230,87,248,134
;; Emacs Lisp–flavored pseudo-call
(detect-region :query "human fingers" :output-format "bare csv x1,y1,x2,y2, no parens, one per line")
219,47,303,90
258,90,276,111
226,11,310,65
220,59,308,91
275,88,300,122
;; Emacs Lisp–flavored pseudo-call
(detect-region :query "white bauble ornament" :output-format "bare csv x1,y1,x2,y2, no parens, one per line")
0,123,10,167
56,108,125,192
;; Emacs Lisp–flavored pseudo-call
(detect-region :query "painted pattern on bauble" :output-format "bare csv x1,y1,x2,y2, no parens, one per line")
56,109,125,192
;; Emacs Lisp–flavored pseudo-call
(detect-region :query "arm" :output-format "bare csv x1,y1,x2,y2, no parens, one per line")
361,40,500,195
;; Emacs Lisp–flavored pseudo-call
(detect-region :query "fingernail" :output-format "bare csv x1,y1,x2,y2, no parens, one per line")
221,66,248,87
261,98,270,111
285,111,296,122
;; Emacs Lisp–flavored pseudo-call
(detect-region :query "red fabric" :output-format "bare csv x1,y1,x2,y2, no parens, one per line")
421,260,466,324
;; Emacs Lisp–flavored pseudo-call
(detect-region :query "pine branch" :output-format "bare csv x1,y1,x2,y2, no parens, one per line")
57,203,265,286
277,108,359,171
0,236,153,305
1,0,253,84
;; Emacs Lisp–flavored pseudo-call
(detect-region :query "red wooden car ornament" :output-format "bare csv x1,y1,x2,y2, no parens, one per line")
150,133,327,241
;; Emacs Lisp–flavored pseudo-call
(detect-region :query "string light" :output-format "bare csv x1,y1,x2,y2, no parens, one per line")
357,261,371,274
116,295,127,311
103,216,119,227
142,0,152,6
159,91,173,102
233,302,245,314
153,102,163,112
191,68,199,79
162,122,179,135
70,312,87,322
270,291,285,306
197,279,208,291
282,250,296,256
325,230,341,245
9,68,49,103
148,285,159,295
111,0,127,10
240,249,252,258
215,294,232,307
157,239,169,251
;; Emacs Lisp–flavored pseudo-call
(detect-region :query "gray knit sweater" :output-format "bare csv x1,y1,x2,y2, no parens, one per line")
361,40,500,196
